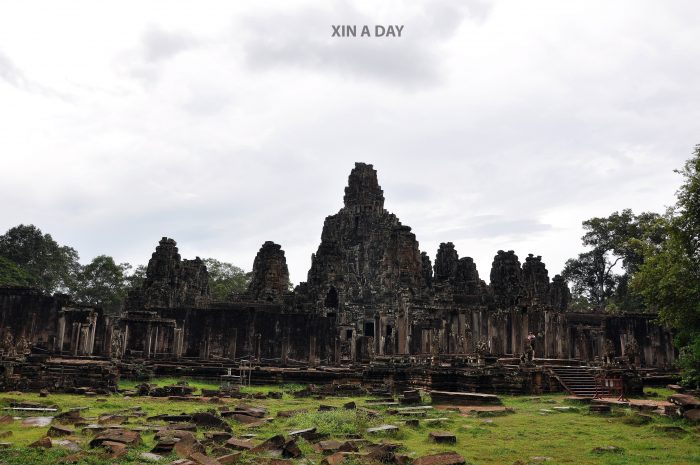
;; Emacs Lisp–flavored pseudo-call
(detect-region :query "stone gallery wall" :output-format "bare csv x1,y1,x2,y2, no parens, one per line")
0,287,109,357
0,163,677,370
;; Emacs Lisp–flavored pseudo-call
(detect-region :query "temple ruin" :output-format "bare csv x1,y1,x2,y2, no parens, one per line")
0,162,677,393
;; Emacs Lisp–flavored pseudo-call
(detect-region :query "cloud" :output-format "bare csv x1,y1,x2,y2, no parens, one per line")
0,50,65,98
1,0,699,285
238,1,489,87
142,26,198,62
120,25,200,85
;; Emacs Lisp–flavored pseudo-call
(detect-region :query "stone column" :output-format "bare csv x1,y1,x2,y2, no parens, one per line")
281,336,289,366
309,335,317,367
228,328,237,361
71,322,80,356
255,333,262,363
123,324,130,357
57,315,66,353
145,325,152,358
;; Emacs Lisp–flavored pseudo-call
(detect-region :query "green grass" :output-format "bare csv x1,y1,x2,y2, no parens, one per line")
0,380,698,465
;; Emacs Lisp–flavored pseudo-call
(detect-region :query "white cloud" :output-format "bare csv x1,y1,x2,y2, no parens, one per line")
0,0,698,284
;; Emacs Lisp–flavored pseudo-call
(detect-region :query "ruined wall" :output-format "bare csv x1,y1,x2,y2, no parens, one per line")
118,303,335,365
0,287,109,357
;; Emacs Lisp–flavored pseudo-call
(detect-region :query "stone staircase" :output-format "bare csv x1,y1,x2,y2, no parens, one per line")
548,365,607,398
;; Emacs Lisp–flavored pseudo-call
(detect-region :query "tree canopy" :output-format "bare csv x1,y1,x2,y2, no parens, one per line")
71,255,132,314
562,209,664,313
631,145,700,387
202,258,250,300
0,224,79,294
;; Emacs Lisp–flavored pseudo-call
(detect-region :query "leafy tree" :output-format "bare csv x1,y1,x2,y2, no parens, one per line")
0,256,37,287
72,255,131,314
632,145,700,387
562,210,664,312
202,258,250,300
0,224,79,294
125,264,147,292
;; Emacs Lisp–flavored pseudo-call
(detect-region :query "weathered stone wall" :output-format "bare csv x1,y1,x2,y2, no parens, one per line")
0,287,109,357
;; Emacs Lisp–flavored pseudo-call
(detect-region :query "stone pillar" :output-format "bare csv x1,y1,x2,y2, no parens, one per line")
254,333,262,363
228,328,237,361
71,322,80,356
88,314,97,355
153,326,160,357
57,315,66,353
281,336,289,366
145,325,152,358
334,336,341,364
309,335,317,367
123,324,130,356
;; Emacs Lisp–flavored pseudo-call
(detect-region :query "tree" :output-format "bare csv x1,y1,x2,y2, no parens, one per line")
72,255,131,314
632,145,700,387
0,224,79,294
562,209,664,312
202,258,250,300
0,256,37,287
124,264,146,292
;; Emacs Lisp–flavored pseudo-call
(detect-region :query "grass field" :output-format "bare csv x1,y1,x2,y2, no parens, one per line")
0,379,698,465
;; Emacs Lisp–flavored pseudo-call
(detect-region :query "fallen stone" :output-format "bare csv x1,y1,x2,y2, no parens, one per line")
429,431,456,444
207,431,233,443
552,406,577,412
166,423,198,432
684,408,700,422
89,428,141,447
430,391,501,406
98,414,128,425
367,424,399,434
189,452,221,465
48,425,74,437
141,452,165,462
321,451,352,465
0,415,13,424
0,430,12,438
251,434,286,453
29,436,53,448
101,440,128,458
414,451,466,465
592,446,624,454
225,437,255,450
192,412,231,431
54,410,86,425
343,401,356,410
315,440,344,454
288,427,316,439
669,394,700,409
283,438,302,458
277,409,307,418
152,438,178,454
217,453,241,465
174,435,206,458
22,416,53,427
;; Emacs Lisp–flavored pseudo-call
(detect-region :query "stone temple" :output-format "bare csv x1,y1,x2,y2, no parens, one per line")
0,163,676,394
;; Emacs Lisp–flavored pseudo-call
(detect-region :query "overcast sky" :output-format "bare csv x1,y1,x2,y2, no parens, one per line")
1,0,699,285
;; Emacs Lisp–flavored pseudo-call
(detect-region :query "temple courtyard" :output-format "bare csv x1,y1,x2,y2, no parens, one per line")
0,379,697,465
